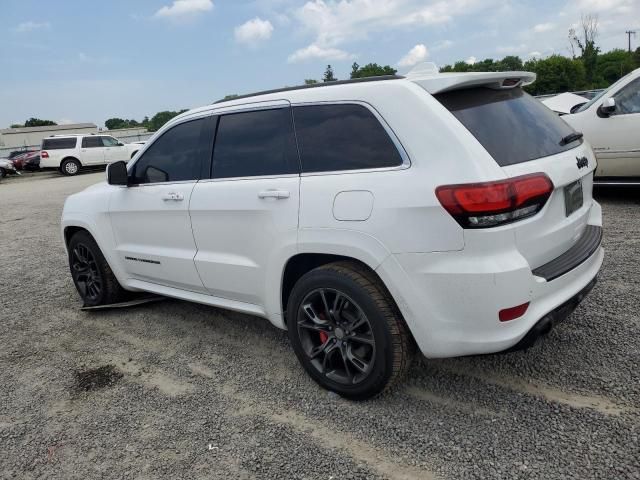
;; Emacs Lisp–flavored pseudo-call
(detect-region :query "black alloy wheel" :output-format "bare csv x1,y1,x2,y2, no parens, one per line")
71,242,103,302
287,261,414,400
297,288,376,385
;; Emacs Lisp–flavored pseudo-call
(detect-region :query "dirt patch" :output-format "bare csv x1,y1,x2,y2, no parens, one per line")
73,365,123,392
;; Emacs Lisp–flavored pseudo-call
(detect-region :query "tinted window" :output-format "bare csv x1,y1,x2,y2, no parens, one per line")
293,104,402,173
614,77,640,115
131,118,206,184
42,137,77,150
435,87,581,167
212,108,298,178
82,137,102,148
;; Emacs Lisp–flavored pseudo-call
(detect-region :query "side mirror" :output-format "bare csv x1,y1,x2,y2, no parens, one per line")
598,97,616,117
107,161,129,186
117,142,125,146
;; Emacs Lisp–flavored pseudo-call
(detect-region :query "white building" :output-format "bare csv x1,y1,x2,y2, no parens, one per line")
0,123,98,151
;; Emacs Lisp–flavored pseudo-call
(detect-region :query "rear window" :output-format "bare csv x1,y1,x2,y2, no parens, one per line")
434,87,581,166
42,137,77,150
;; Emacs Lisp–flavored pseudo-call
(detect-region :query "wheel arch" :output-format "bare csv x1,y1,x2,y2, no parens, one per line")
60,156,81,167
280,253,395,325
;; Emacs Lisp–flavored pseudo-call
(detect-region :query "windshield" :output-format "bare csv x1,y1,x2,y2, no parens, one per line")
575,71,635,113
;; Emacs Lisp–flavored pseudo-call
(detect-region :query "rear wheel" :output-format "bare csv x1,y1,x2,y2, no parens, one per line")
0,168,6,178
61,158,81,176
68,231,127,307
287,261,414,400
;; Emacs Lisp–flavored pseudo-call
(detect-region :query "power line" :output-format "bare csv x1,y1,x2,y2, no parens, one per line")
625,30,636,52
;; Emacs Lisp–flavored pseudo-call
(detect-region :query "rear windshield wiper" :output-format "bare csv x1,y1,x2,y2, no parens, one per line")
560,132,583,146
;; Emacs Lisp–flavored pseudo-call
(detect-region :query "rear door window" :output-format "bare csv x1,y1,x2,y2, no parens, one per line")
434,87,581,166
42,137,77,150
211,107,299,179
81,137,102,148
293,104,403,173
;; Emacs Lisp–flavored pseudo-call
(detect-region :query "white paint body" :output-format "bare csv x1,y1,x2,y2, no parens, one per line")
40,135,142,170
62,72,603,358
564,68,640,178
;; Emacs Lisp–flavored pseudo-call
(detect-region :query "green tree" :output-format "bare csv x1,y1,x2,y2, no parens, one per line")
596,49,636,85
523,55,587,95
323,65,337,82
10,123,23,128
222,94,239,101
24,118,57,127
105,118,142,130
304,79,319,85
147,110,188,132
495,56,524,71
350,62,397,78
569,14,600,87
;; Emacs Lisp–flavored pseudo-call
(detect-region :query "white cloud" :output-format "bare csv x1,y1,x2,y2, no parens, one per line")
154,0,213,19
234,18,274,46
291,0,500,50
466,56,477,65
432,39,454,51
397,44,429,67
528,51,542,58
14,21,50,33
533,22,554,33
287,44,353,63
496,43,527,54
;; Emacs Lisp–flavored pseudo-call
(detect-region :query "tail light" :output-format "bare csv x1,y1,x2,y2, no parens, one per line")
41,151,49,159
436,173,553,228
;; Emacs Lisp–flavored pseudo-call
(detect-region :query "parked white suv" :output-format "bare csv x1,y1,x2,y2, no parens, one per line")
41,134,142,175
61,69,603,399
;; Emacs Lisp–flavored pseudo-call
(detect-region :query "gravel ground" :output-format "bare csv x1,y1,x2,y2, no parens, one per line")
1,171,639,480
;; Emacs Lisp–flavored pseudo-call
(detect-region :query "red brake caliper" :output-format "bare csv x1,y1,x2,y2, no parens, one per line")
319,331,328,344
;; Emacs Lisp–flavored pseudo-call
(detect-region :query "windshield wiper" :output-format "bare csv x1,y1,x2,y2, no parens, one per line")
560,132,583,146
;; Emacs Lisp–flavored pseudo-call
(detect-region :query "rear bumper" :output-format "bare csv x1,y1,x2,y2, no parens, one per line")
504,275,597,352
376,206,604,358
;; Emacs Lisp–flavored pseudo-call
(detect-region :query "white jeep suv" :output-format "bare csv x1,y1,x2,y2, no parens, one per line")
41,134,142,175
61,70,603,399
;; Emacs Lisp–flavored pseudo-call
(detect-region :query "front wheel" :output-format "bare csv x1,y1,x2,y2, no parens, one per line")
287,261,414,400
68,231,127,307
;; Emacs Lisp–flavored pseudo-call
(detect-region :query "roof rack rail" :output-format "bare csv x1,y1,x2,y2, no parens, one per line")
213,75,405,104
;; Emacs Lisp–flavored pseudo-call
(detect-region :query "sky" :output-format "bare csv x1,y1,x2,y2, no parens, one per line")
1,0,639,128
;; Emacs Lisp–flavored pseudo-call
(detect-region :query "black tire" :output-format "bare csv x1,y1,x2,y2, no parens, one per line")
68,231,127,307
0,168,6,178
61,158,81,176
287,261,414,400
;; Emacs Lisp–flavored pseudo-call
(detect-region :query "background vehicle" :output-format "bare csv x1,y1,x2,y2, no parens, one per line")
11,150,39,170
563,68,640,184
40,134,143,175
0,158,19,178
62,69,603,399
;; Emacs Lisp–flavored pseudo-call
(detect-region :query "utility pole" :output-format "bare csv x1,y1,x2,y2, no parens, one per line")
625,30,636,52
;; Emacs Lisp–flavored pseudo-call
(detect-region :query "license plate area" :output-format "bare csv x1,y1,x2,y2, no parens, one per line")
564,179,584,217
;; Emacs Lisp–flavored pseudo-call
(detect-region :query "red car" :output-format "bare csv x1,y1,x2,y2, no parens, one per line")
12,150,40,171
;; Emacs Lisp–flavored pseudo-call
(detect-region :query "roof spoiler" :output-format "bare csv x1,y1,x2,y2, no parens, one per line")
406,63,536,94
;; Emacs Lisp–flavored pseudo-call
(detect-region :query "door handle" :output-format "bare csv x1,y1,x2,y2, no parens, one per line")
162,192,184,201
258,189,290,199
